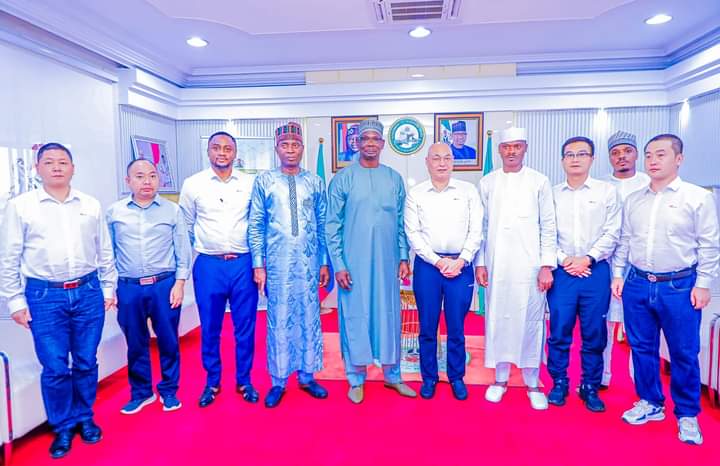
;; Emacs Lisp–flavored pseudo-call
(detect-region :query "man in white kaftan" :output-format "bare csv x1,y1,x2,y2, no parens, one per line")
475,127,557,410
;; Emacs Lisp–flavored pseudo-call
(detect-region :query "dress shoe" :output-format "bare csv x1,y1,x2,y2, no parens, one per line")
419,380,437,399
198,386,220,408
236,384,260,403
348,385,364,404
383,382,417,398
299,380,329,399
527,389,549,410
485,384,507,403
579,384,606,412
599,384,609,391
548,380,569,407
49,430,74,459
450,380,468,400
264,386,286,408
77,419,102,444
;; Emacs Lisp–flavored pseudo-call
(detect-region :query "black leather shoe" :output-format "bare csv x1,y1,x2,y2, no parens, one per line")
450,380,468,400
77,420,102,444
49,430,74,459
236,384,259,403
579,384,606,412
299,380,328,399
264,386,285,408
420,380,437,399
198,386,220,408
548,380,569,406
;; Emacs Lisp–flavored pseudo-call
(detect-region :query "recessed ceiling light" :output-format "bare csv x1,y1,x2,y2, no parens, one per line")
505,120,513,124
410,73,425,78
645,14,672,25
409,26,431,39
186,37,208,47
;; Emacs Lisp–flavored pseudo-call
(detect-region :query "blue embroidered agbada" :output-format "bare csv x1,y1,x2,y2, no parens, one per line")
248,168,328,380
325,163,409,366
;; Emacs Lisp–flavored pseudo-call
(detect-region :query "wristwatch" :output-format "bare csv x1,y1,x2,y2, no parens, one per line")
586,255,596,266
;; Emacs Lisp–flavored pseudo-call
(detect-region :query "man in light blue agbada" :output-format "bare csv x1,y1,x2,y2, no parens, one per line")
326,119,417,403
248,122,330,408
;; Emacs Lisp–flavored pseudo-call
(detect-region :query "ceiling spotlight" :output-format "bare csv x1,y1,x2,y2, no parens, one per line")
409,26,431,38
186,37,208,47
645,14,672,25
410,73,425,78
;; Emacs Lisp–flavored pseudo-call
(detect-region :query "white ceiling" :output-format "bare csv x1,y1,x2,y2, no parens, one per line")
0,0,718,86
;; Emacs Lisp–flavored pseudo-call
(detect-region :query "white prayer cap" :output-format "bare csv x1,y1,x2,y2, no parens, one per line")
498,127,528,144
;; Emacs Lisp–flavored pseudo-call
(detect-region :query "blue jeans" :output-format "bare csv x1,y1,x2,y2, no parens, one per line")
547,261,610,388
193,253,258,388
117,275,180,400
25,273,105,432
622,267,701,418
413,256,473,383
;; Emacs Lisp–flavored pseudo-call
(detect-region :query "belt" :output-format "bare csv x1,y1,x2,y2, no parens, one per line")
203,253,244,261
26,271,97,290
631,266,695,283
436,252,461,259
119,271,175,286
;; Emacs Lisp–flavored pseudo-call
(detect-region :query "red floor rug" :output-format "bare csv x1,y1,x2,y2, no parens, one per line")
316,334,535,386
7,312,720,466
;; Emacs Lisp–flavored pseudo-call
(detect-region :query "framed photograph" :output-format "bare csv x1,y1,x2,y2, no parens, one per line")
130,135,177,193
200,136,277,173
331,115,378,172
434,112,484,171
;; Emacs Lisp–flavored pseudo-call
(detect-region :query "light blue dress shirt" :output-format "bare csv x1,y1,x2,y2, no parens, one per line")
106,195,192,280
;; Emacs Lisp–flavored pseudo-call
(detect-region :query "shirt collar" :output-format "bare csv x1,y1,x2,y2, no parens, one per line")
38,187,80,204
645,176,683,194
208,168,238,182
126,194,161,209
425,178,457,193
561,176,595,191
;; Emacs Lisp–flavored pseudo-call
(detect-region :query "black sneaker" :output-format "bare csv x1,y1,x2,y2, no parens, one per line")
579,384,606,412
547,380,569,406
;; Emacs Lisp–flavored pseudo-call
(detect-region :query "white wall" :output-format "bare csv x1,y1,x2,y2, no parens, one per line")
0,40,119,207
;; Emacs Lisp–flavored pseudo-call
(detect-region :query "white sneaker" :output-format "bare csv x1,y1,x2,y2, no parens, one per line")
678,417,703,445
622,400,665,425
527,390,548,410
485,384,507,403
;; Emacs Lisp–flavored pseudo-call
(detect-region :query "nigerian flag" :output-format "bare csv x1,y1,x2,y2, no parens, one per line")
440,120,453,144
475,131,494,316
317,140,334,296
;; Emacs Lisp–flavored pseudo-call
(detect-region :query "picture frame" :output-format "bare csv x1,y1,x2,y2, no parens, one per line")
199,136,277,173
130,135,177,193
434,112,484,171
331,115,378,172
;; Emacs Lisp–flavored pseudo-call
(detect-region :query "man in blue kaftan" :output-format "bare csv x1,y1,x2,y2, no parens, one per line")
248,122,330,408
325,119,417,404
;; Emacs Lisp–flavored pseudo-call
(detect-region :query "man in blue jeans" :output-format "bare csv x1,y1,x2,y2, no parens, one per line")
612,134,719,445
107,159,192,414
0,143,117,459
547,136,621,412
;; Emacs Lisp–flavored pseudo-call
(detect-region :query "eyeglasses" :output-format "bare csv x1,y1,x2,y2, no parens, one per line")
562,151,592,159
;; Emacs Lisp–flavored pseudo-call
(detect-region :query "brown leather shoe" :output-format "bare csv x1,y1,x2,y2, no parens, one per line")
348,385,364,404
384,382,417,398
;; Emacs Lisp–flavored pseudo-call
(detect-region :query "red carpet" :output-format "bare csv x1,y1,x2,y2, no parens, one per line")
8,312,720,466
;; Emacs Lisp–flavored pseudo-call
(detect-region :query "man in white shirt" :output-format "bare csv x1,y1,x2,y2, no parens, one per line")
612,134,720,445
474,127,557,410
546,137,621,412
404,143,483,400
602,130,650,388
179,131,259,408
0,143,117,459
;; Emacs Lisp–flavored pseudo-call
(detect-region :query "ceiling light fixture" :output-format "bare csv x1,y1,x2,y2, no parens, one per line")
645,14,672,25
186,37,208,47
409,26,431,39
410,73,425,78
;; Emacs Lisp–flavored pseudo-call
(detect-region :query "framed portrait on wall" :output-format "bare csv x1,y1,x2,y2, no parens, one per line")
434,112,484,171
331,115,378,172
131,135,177,193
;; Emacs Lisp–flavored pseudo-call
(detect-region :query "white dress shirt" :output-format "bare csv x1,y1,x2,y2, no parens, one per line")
606,172,650,202
404,178,483,265
553,177,622,263
613,177,720,288
178,168,255,254
0,188,117,314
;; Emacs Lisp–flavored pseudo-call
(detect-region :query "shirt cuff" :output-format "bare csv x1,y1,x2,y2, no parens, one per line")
8,296,28,314
557,250,568,265
175,268,191,281
459,250,474,264
102,287,114,300
540,254,556,269
613,266,626,278
587,248,601,262
252,254,265,269
694,276,713,289
474,251,485,267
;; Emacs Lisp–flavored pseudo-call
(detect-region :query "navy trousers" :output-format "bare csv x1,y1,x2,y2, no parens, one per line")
25,272,105,432
193,253,258,388
117,274,180,400
547,260,610,388
622,267,701,418
413,256,474,383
